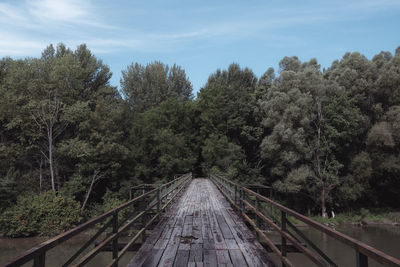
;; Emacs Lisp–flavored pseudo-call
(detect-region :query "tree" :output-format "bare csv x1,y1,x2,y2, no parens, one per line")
259,58,363,216
197,63,262,180
121,61,193,112
127,98,198,183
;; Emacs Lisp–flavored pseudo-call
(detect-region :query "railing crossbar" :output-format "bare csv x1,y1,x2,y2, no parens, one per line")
3,173,192,267
210,174,400,267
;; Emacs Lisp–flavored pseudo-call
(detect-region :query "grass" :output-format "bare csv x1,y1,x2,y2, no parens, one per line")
309,208,400,226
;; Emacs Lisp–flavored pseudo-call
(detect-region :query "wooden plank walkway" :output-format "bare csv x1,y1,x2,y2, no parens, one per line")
127,178,275,267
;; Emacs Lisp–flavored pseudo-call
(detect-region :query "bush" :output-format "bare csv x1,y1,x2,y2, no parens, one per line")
0,191,83,237
88,189,135,228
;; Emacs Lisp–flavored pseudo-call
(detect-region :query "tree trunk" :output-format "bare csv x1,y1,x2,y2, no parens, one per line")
48,129,55,191
39,156,43,193
32,96,64,192
81,171,99,211
321,188,327,218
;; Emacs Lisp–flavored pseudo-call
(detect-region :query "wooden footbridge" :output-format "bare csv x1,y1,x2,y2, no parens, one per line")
3,174,400,267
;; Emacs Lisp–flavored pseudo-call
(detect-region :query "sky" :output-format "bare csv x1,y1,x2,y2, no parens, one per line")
1,0,400,95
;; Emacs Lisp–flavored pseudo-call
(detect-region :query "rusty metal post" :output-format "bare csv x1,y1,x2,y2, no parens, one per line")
281,211,287,267
255,188,260,241
157,186,161,212
270,188,273,219
239,188,244,212
141,208,146,243
255,188,260,223
33,252,45,267
255,197,261,241
356,251,368,267
234,185,238,206
112,211,118,265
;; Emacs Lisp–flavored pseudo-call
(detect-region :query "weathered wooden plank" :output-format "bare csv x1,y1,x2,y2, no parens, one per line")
193,217,202,226
154,238,169,250
184,215,194,225
140,249,164,267
127,243,153,267
201,223,213,240
206,206,227,250
173,250,190,267
225,238,239,250
229,249,248,267
203,249,217,267
203,239,215,250
215,214,234,239
129,178,274,267
157,230,182,266
206,179,273,267
189,243,203,262
216,250,233,266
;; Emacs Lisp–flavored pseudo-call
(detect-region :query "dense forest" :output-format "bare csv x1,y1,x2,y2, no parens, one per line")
0,44,399,236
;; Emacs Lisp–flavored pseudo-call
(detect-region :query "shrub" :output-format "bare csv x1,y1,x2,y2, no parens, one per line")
88,190,134,228
0,191,82,237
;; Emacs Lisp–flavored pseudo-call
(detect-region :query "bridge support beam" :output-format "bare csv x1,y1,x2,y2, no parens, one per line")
356,251,368,267
33,253,45,267
112,211,119,267
281,211,287,267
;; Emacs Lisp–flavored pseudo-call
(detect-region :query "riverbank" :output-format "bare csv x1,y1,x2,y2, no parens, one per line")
309,209,400,226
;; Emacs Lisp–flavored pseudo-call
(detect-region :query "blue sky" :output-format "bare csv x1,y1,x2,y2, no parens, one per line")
1,0,400,94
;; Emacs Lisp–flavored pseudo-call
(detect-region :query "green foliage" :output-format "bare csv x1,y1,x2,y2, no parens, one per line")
88,190,133,225
0,168,18,211
121,61,193,112
198,63,262,181
0,191,82,237
128,98,198,182
310,209,398,225
1,42,400,235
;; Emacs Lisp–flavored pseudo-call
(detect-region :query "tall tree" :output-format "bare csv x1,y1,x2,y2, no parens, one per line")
128,98,198,183
259,58,363,216
197,63,262,180
31,95,65,191
121,61,193,112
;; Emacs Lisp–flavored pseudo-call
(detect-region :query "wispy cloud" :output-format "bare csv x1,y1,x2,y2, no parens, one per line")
0,0,399,57
27,0,87,22
0,31,46,56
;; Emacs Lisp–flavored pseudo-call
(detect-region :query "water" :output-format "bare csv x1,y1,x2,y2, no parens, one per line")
0,225,399,266
268,225,400,266
0,233,135,266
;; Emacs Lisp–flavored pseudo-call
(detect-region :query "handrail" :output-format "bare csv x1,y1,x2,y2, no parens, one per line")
210,174,400,267
3,173,192,267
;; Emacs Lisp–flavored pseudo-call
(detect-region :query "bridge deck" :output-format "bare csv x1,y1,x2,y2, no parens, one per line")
128,178,275,267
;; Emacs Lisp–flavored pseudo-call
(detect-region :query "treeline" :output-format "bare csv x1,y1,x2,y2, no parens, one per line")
0,44,399,236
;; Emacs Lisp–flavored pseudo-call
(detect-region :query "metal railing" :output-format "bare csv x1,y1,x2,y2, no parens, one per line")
3,173,192,267
210,174,400,267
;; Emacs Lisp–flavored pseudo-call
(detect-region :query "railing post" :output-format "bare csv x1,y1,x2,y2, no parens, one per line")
356,251,368,267
255,193,260,241
255,188,260,224
240,188,244,212
141,208,146,243
112,211,118,266
281,211,287,267
33,252,45,267
157,186,161,212
234,185,238,206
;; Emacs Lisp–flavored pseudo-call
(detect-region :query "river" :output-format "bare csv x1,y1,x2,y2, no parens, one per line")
268,224,400,266
0,225,399,266
0,233,136,266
